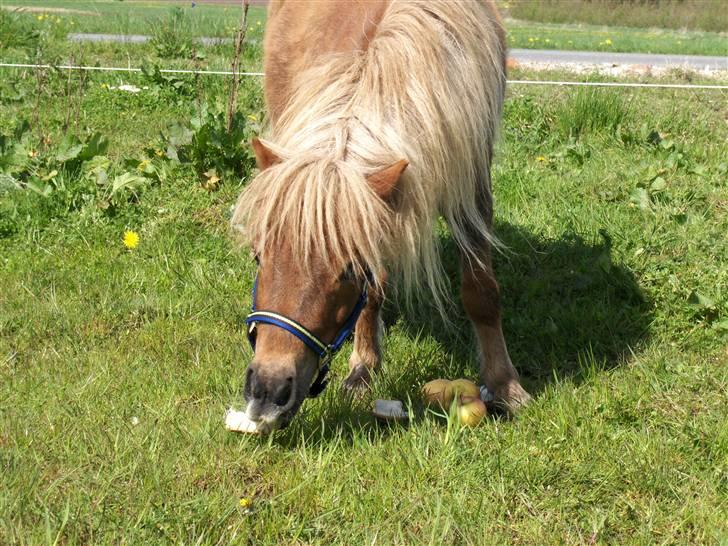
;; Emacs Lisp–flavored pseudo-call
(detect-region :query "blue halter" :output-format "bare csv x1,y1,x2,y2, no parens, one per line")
244,271,369,398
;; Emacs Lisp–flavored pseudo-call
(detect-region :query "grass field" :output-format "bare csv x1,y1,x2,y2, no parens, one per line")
1,0,727,58
507,0,728,33
506,20,728,57
2,3,728,545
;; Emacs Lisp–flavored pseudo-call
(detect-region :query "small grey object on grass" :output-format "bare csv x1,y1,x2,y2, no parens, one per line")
480,385,494,403
373,399,409,421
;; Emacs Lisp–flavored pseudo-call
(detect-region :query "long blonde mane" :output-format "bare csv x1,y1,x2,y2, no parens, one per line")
232,0,506,309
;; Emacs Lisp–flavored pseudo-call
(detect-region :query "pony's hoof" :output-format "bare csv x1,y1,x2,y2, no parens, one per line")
491,381,532,416
343,364,373,393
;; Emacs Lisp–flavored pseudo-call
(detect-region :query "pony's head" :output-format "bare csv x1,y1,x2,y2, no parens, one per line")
233,138,407,431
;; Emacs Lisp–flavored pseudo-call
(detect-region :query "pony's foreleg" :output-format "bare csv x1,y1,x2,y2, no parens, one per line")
343,279,385,391
460,249,531,414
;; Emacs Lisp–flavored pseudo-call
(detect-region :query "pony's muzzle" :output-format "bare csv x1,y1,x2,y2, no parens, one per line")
243,366,296,426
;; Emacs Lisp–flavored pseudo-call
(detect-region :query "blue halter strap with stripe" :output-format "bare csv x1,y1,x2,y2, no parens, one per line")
244,271,369,398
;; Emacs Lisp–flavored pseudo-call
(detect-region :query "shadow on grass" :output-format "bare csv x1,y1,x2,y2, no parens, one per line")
275,221,652,446
388,221,652,396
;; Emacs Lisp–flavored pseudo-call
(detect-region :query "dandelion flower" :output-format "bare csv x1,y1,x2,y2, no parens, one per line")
605,39,613,45
123,231,140,250
239,498,252,508
536,156,547,162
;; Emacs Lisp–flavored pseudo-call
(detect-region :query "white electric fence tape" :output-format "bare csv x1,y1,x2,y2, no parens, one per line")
1,62,727,90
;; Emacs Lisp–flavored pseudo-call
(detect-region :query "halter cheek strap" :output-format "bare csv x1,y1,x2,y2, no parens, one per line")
244,273,369,398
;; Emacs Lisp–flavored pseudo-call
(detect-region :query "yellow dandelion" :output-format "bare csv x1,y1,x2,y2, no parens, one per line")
123,231,140,250
137,159,151,172
528,37,535,43
239,497,252,508
536,156,547,162
605,39,613,45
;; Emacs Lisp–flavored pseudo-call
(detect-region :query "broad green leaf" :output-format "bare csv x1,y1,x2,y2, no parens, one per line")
110,172,147,196
630,187,651,210
687,290,716,310
650,176,667,192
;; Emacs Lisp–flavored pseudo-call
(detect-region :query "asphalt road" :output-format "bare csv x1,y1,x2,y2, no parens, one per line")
67,33,728,70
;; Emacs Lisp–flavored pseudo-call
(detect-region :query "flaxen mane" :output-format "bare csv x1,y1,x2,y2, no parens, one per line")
232,0,506,309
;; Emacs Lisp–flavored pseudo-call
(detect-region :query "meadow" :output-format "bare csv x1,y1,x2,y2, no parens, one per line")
1,2,728,544
508,0,728,33
1,0,728,57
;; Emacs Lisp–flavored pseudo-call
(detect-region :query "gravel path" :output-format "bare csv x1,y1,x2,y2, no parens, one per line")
67,33,727,72
68,33,231,46
511,48,728,71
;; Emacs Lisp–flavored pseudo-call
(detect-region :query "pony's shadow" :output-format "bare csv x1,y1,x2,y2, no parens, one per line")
276,222,651,446
386,221,651,396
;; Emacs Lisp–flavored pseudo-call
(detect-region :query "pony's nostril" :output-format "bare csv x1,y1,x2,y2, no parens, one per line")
273,377,293,407
246,368,267,402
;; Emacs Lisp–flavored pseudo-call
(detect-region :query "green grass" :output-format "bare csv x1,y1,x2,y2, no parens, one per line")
0,1,265,74
0,0,267,37
1,19,728,546
1,0,726,61
507,0,728,33
507,19,728,57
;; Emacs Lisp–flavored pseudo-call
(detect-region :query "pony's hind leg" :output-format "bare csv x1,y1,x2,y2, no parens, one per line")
460,246,531,414
343,280,385,391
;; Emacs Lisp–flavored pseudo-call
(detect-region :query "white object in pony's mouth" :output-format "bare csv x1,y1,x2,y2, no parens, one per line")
372,399,409,421
225,408,262,434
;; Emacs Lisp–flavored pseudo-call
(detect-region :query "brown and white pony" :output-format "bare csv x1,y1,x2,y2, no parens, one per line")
232,0,530,431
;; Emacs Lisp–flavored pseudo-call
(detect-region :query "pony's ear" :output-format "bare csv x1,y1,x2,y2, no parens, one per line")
251,138,280,171
367,159,408,200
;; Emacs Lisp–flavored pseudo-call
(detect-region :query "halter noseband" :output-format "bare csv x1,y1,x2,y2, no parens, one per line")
244,270,369,398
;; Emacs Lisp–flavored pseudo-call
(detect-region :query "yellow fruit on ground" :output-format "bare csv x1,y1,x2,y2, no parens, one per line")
450,378,480,400
456,396,487,426
421,379,454,409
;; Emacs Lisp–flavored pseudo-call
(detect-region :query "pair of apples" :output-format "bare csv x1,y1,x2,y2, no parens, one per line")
421,378,487,426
